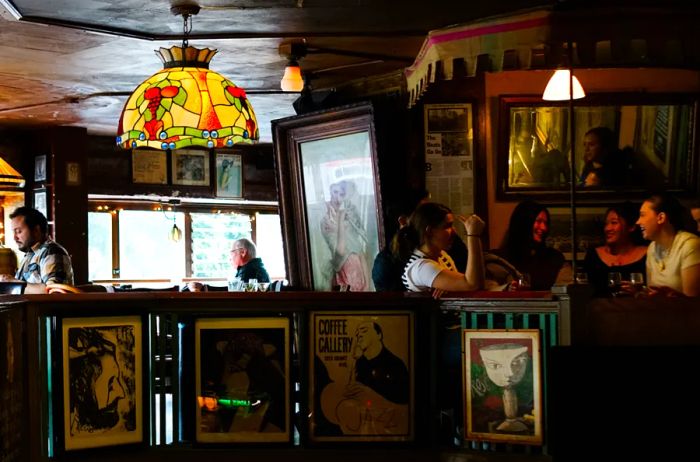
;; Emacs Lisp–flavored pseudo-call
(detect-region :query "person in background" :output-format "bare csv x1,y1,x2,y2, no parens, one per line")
690,200,700,235
188,238,269,292
399,202,485,295
493,200,564,291
583,203,647,296
580,126,629,188
636,193,700,297
0,206,73,294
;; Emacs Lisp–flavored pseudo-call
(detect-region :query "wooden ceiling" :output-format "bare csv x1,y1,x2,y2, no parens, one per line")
0,0,551,141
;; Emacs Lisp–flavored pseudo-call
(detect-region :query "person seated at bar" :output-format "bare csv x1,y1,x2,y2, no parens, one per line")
583,202,647,296
188,238,270,292
492,199,564,291
636,192,700,297
0,206,74,294
398,202,485,296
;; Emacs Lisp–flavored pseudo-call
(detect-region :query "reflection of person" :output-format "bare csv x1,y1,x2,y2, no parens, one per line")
320,180,370,291
583,203,647,296
0,207,74,294
636,193,700,296
580,127,630,188
68,328,130,434
187,238,269,291
398,202,485,295
493,200,564,291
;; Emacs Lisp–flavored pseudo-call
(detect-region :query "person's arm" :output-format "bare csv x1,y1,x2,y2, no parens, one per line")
681,263,700,297
431,215,486,291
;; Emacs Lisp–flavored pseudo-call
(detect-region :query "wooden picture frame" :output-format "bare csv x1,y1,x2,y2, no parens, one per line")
497,94,698,201
195,317,291,443
33,188,49,220
34,154,47,182
172,149,210,186
463,329,542,445
309,311,414,442
272,103,384,290
132,149,167,184
61,316,143,450
215,153,243,198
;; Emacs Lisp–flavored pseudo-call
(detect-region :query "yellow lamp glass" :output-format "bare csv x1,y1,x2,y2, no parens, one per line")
117,46,259,150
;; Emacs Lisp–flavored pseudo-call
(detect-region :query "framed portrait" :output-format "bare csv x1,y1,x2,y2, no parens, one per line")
33,188,49,220
34,154,47,182
132,149,167,184
195,317,291,443
65,162,81,186
272,103,384,290
172,149,210,186
61,316,143,451
215,153,243,198
497,94,698,200
309,311,414,442
463,329,542,445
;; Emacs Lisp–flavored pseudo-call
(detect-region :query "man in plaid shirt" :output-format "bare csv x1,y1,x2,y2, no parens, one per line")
1,206,73,294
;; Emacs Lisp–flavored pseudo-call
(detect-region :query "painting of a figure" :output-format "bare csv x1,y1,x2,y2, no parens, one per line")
463,329,542,445
216,153,243,198
62,316,142,450
310,312,414,442
172,149,210,186
196,318,290,443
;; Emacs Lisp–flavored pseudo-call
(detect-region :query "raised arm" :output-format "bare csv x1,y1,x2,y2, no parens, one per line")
431,215,486,291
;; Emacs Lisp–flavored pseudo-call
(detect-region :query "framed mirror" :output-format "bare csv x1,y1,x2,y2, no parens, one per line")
497,94,698,201
272,103,384,291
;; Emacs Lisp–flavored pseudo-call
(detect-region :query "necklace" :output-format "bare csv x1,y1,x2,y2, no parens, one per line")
654,244,669,272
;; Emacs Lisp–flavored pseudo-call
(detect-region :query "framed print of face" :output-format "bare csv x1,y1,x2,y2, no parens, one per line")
172,149,210,186
272,103,384,291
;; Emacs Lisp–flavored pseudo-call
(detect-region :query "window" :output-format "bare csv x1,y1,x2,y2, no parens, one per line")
190,212,251,278
88,212,112,281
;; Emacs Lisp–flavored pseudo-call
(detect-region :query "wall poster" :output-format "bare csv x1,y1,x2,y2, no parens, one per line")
309,311,414,442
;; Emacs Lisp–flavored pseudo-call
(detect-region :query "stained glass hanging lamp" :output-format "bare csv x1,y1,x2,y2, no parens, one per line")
116,4,258,150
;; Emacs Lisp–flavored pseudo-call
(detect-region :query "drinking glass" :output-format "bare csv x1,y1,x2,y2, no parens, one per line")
630,272,645,295
245,278,259,292
516,273,531,291
575,272,589,284
227,276,242,292
608,272,623,296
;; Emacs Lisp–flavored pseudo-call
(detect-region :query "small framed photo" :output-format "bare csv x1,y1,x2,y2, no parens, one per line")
61,316,143,450
215,153,243,198
33,188,49,220
463,329,542,445
309,311,414,442
195,317,291,443
131,149,167,184
172,149,210,186
34,154,47,182
66,162,81,186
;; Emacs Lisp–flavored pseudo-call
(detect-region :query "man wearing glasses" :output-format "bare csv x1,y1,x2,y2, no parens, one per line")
187,238,269,291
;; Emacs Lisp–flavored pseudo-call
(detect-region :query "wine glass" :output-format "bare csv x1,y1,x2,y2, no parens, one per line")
608,272,622,296
516,273,531,291
630,272,645,295
575,272,589,284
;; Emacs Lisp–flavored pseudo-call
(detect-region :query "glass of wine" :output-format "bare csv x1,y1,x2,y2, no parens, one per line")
575,272,588,284
608,272,622,297
630,272,645,296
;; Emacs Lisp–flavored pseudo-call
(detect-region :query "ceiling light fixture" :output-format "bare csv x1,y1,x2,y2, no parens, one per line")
116,3,259,150
0,156,25,188
542,69,586,101
279,42,307,92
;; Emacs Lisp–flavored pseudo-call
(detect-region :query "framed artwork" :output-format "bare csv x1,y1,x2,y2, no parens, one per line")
132,149,167,184
497,94,698,200
309,311,414,442
195,317,291,443
215,153,243,198
33,188,48,220
172,149,210,186
463,329,542,445
61,316,143,451
34,154,47,182
272,103,384,290
66,162,81,186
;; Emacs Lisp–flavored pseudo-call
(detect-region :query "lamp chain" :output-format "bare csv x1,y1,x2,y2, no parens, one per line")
182,13,192,49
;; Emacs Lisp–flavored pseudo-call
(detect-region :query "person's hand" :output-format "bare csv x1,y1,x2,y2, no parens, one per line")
647,285,684,297
187,282,206,292
431,288,446,299
458,214,485,237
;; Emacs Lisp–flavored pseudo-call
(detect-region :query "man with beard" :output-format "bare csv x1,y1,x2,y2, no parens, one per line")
0,207,73,293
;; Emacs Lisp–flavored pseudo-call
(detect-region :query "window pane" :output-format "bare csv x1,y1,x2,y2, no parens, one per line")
119,210,185,280
190,212,252,278
88,212,113,281
256,213,286,280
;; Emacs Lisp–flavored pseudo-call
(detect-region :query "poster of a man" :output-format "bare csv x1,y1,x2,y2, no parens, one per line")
62,317,142,450
311,312,413,442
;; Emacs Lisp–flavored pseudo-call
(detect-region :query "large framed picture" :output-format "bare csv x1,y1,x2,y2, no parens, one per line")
463,329,542,445
195,317,291,443
132,149,167,184
172,149,210,186
309,311,414,442
272,103,384,290
215,153,243,198
61,316,143,451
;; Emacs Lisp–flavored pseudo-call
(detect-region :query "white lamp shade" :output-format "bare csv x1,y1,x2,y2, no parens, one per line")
542,69,586,101
280,64,304,92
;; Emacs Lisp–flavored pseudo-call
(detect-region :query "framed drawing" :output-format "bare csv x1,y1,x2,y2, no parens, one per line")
61,316,143,450
215,153,243,198
272,103,384,290
309,311,414,442
33,188,48,220
497,94,698,201
195,317,291,443
34,154,47,182
463,329,542,445
172,149,210,186
132,149,167,184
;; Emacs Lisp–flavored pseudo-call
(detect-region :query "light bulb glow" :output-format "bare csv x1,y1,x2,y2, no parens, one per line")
542,69,586,101
280,63,304,92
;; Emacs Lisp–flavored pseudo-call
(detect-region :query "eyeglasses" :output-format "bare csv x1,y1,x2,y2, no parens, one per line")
230,248,244,254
